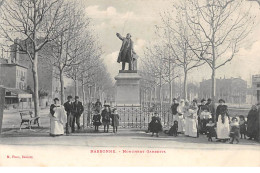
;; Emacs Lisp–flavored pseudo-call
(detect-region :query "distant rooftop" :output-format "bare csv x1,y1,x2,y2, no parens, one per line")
0,63,28,69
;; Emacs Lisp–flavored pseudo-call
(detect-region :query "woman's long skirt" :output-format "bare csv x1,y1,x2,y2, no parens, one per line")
185,118,197,137
173,115,185,133
216,115,230,139
50,119,64,136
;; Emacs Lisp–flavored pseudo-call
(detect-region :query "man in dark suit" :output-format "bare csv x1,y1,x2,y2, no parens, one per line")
72,96,84,132
64,95,74,135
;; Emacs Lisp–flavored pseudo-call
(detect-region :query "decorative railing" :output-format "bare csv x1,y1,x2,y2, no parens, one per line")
85,104,173,129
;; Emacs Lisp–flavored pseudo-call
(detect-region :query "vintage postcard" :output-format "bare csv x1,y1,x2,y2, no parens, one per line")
0,0,259,167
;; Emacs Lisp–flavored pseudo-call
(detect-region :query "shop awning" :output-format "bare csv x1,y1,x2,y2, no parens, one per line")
5,88,32,99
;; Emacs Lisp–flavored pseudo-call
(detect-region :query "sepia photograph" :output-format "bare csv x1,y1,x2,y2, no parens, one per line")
0,0,259,167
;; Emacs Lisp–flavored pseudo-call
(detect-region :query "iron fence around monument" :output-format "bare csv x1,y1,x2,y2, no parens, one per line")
84,102,251,129
85,103,174,129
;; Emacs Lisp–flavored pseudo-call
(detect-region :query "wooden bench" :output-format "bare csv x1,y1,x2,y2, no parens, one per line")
19,111,40,130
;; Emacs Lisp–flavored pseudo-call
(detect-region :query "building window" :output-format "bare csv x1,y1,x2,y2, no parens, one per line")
257,84,260,88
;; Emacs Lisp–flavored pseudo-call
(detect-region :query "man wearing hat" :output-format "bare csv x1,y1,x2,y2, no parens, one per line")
72,96,84,132
64,95,74,134
206,98,215,121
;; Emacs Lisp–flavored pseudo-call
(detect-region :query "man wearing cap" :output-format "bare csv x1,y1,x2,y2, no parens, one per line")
72,96,84,132
64,96,74,135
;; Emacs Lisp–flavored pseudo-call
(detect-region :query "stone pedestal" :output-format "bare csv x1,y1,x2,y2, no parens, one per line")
114,70,141,106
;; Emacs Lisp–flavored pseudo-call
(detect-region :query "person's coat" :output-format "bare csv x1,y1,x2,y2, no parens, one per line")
111,113,120,127
72,101,84,117
116,33,134,64
216,105,229,123
247,109,258,137
64,101,73,115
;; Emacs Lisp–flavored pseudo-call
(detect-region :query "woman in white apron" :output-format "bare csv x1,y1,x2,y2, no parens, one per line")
186,100,199,137
177,100,186,133
216,99,230,142
49,98,67,137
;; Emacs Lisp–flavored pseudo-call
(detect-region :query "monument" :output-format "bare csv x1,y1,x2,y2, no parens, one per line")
115,33,141,106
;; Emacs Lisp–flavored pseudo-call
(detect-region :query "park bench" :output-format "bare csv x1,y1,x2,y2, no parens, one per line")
19,111,40,131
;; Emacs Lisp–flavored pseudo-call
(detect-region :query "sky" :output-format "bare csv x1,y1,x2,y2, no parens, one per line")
82,0,260,87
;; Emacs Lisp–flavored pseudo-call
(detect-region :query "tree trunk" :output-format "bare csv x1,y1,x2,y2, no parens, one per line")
183,70,188,100
154,86,157,105
94,83,97,101
169,81,172,104
59,70,65,104
159,75,163,116
149,89,152,107
88,86,91,103
82,81,86,129
74,79,78,96
211,69,216,102
32,56,40,117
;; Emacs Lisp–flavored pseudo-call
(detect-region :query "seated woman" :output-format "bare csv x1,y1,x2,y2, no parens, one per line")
148,113,163,137
49,98,67,137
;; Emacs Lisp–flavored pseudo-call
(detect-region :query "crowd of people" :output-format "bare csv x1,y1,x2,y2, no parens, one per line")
48,97,120,136
48,95,260,144
155,98,260,143
49,96,84,136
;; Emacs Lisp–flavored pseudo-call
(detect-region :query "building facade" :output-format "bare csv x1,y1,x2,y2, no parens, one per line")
199,77,247,104
10,42,61,105
252,74,260,104
0,63,28,90
0,61,32,108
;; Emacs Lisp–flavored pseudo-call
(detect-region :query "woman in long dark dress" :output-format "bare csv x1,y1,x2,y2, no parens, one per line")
247,105,258,140
216,99,230,142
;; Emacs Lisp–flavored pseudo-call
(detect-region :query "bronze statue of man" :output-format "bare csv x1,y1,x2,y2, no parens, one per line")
116,33,137,71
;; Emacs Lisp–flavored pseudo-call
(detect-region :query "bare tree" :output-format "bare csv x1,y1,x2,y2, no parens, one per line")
42,2,90,104
0,0,66,116
160,9,205,100
65,33,95,97
183,0,255,103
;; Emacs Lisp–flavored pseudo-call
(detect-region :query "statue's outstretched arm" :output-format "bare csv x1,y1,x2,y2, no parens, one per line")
116,33,124,41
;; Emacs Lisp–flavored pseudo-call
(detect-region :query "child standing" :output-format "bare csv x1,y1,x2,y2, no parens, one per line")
92,110,101,131
239,115,247,139
206,119,216,142
229,117,240,144
111,108,120,133
148,115,163,137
